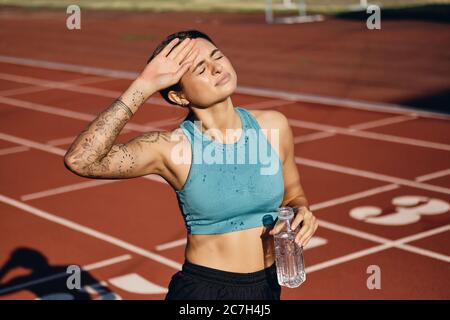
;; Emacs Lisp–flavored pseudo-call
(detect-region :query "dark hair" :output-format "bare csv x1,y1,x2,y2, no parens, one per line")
147,30,216,106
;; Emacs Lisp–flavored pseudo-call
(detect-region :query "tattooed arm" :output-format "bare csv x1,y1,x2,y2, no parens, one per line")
64,37,198,179
63,79,170,179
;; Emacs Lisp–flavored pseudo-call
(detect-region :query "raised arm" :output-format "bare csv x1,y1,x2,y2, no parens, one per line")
64,37,199,179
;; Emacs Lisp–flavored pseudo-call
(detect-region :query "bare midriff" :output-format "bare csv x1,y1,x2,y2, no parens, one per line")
185,225,276,273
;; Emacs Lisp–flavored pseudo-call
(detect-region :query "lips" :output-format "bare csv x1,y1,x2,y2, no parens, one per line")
215,73,231,86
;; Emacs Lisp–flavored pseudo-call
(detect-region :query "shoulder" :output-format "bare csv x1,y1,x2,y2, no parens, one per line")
244,108,292,163
245,108,290,132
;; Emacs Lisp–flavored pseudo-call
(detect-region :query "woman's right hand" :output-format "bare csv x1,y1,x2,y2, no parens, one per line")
138,37,199,93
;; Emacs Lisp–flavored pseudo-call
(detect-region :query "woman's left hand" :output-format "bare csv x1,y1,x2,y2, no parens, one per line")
269,206,319,247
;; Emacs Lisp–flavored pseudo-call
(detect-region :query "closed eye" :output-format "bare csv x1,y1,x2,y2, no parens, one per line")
198,55,224,75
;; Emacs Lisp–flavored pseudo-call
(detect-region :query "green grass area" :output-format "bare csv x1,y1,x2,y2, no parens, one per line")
1,0,449,14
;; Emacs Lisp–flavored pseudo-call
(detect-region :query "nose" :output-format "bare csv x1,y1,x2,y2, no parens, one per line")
211,60,223,74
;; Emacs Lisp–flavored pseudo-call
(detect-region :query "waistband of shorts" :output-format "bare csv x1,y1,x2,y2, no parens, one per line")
181,259,277,286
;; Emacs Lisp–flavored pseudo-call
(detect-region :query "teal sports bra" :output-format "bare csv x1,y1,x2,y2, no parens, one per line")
175,106,284,235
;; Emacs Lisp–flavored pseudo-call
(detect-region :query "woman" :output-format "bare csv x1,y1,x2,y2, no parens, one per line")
64,30,318,300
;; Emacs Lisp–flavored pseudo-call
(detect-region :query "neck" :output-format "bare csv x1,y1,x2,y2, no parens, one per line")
190,97,241,141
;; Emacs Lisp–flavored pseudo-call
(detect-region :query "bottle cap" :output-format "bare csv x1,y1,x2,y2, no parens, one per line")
277,206,294,220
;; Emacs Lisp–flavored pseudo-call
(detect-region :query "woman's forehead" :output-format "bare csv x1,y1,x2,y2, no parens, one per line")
192,38,217,51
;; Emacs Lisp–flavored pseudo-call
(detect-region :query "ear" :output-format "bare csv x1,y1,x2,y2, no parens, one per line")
168,90,190,107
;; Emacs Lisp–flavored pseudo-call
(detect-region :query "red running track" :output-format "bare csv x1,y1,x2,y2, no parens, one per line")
0,58,449,299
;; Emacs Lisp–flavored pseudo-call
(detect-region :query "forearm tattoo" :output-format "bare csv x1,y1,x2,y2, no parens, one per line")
131,90,145,110
65,97,134,173
82,131,172,177
115,99,134,118
65,92,175,178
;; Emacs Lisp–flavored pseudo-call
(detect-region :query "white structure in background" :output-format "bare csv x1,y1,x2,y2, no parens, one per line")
265,0,375,24
265,0,324,24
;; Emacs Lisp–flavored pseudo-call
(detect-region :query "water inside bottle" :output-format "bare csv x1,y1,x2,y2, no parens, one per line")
273,207,306,288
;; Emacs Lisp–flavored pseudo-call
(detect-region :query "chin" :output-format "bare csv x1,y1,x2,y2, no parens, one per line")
216,77,237,96
215,87,236,103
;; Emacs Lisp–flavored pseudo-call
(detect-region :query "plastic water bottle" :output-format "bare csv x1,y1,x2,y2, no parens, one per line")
273,206,306,288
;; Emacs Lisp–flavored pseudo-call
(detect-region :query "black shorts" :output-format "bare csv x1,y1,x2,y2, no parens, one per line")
165,259,281,300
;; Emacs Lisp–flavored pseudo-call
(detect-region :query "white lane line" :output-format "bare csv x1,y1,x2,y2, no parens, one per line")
293,113,417,145
1,126,445,206
2,91,447,152
20,174,167,201
0,145,30,155
306,170,450,273
306,243,392,273
0,96,166,132
0,119,175,159
299,169,450,267
415,169,450,182
1,72,447,150
310,184,400,211
1,128,446,210
0,131,132,158
0,55,138,79
289,118,450,151
0,132,66,156
393,223,450,245
83,254,133,271
155,167,446,253
0,254,132,295
316,219,391,244
236,85,450,120
3,130,449,271
44,117,181,148
15,144,392,202
21,180,117,201
0,92,446,262
0,131,396,256
0,74,135,157
294,131,335,144
298,168,448,257
0,75,113,97
0,95,95,121
381,224,450,263
0,132,169,187
1,55,448,120
156,239,187,251
397,243,450,263
296,156,450,195
2,57,448,274
348,114,418,130
245,99,294,110
0,194,182,270
0,72,167,107
306,223,450,273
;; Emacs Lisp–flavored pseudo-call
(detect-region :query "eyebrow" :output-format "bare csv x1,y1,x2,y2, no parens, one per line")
192,48,221,72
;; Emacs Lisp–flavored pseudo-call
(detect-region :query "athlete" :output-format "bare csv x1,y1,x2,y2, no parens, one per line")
64,30,318,300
